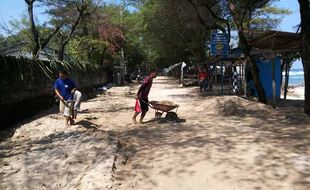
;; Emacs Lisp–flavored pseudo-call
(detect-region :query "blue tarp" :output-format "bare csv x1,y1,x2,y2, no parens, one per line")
249,56,281,100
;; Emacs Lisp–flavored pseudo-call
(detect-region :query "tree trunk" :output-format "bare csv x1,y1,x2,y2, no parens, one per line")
41,23,63,50
26,0,40,58
284,63,290,100
239,31,267,103
26,0,62,59
304,54,310,115
247,55,268,103
58,43,66,61
227,1,267,104
298,0,310,116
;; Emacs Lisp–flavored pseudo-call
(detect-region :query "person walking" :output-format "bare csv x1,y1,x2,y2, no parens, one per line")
198,67,208,93
132,70,157,124
54,70,78,127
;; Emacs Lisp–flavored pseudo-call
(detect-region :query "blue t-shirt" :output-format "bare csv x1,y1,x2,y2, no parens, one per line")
54,78,76,100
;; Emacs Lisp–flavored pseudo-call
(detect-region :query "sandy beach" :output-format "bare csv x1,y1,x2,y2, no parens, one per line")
1,76,310,190
282,85,305,100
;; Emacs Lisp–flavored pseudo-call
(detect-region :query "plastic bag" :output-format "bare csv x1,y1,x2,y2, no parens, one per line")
134,99,141,113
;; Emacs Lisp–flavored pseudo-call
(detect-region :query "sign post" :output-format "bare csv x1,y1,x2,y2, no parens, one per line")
211,33,229,56
211,33,229,95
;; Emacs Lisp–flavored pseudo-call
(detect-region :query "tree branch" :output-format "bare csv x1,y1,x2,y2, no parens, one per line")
186,0,232,44
204,3,231,42
41,23,63,49
186,0,207,27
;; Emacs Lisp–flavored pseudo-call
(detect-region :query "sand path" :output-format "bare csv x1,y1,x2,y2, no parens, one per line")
1,76,310,190
113,77,310,190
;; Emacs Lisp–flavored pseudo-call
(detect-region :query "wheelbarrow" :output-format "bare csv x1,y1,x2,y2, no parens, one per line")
147,101,179,120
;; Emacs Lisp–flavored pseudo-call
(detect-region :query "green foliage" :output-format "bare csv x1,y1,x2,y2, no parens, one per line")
89,3,149,70
0,15,32,49
0,0,294,72
250,3,291,30
127,0,290,68
0,54,100,83
137,0,211,68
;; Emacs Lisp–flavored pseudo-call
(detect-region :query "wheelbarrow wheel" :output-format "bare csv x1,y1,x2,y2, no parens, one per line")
165,112,179,121
155,111,163,120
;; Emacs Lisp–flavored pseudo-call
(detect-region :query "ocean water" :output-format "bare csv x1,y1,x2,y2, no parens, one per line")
282,69,304,86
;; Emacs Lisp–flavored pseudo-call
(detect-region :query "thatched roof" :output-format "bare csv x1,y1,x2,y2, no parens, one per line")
248,30,301,53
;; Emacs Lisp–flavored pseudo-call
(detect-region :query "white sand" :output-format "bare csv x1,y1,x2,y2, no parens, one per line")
1,77,310,190
282,85,305,100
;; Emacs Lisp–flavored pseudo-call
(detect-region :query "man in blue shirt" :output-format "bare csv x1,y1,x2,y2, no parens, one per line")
54,70,77,127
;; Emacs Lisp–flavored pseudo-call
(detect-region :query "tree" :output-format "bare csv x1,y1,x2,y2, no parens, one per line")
66,4,127,66
187,0,285,103
24,0,63,58
227,0,271,103
281,52,299,100
297,0,310,115
250,5,291,30
118,8,147,72
186,0,231,42
0,16,32,49
138,0,212,68
43,0,101,61
182,0,289,103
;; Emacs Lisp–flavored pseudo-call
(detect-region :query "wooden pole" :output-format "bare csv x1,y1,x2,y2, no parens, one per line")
243,60,247,97
269,37,276,108
221,62,224,94
215,63,218,84
240,61,243,81
272,53,276,107
284,62,290,100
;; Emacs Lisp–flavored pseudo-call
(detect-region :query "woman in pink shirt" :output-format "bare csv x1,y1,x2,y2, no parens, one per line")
132,70,157,124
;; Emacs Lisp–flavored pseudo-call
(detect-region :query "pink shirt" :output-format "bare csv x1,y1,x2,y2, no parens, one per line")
138,76,153,99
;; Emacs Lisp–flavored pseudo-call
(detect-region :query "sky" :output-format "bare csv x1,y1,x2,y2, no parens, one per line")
0,0,303,69
271,0,303,69
273,0,301,32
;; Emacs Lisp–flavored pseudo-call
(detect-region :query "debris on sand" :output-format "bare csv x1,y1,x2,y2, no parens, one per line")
158,100,176,106
193,96,273,116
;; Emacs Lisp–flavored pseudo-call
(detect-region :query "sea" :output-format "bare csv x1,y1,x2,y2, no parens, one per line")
282,68,304,86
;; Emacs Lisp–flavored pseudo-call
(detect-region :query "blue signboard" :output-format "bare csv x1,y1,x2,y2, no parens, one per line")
211,33,229,56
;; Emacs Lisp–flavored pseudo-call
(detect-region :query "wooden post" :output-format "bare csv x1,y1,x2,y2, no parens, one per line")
272,53,276,107
243,60,247,97
221,62,224,95
181,63,184,84
214,63,218,84
284,62,290,100
269,37,276,107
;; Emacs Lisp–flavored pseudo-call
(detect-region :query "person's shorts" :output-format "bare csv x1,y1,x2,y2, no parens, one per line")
59,100,73,117
73,90,82,111
140,99,149,112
